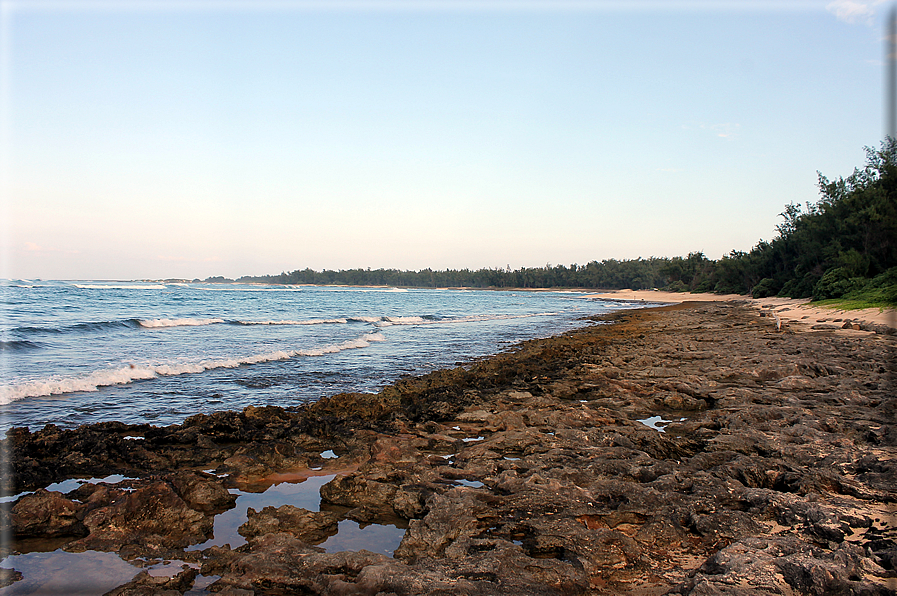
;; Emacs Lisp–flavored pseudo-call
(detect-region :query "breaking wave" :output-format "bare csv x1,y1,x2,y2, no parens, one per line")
374,312,555,327
194,286,304,292
74,284,166,290
235,318,348,326
0,332,386,404
138,318,225,328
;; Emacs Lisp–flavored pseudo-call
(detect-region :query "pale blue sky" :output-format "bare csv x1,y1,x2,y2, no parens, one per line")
1,0,887,280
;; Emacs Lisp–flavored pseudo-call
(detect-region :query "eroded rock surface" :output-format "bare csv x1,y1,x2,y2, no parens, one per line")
2,302,895,595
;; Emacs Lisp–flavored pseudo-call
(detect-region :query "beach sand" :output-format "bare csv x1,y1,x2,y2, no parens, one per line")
587,288,896,332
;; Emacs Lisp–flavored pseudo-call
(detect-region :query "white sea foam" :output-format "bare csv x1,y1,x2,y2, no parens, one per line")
0,366,157,404
138,318,225,328
376,312,555,327
0,332,387,404
237,318,347,326
380,316,426,326
195,286,303,292
74,284,166,290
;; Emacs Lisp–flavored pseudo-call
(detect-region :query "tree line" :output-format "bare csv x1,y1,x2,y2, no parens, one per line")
231,140,896,304
236,258,669,290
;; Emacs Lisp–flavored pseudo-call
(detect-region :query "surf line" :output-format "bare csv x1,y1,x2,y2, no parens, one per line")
0,332,386,404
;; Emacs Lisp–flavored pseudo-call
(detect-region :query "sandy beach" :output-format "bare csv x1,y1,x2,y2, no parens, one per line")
587,289,896,332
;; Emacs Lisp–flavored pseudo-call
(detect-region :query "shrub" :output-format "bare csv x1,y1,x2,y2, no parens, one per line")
752,278,779,298
666,280,688,292
843,267,897,305
813,267,865,300
779,272,820,299
694,279,715,293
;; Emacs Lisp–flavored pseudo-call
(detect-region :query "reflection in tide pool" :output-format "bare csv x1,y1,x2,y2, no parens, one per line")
1,472,409,594
320,519,406,556
189,475,335,550
189,473,407,555
0,475,137,504
0,550,139,595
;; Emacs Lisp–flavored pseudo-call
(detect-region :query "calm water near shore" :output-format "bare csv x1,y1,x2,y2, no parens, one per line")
0,282,637,432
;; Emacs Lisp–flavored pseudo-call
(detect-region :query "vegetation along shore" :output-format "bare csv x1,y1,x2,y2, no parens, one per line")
1,299,894,595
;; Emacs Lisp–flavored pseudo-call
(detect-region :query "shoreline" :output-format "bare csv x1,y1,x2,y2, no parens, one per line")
2,301,895,594
587,288,897,333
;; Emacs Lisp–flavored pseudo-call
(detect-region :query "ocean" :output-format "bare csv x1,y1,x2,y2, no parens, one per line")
0,281,636,433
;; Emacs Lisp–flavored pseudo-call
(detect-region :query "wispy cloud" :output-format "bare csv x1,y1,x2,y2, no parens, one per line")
826,0,886,25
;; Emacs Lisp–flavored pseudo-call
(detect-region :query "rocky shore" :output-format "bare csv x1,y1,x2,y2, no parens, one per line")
1,301,895,595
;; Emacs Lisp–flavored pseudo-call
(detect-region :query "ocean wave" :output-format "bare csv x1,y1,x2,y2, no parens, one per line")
14,318,224,334
324,287,408,293
13,320,142,335
0,332,387,404
376,316,424,327
235,318,347,326
138,318,225,328
0,339,42,351
1,366,158,404
74,284,166,290
375,312,555,327
194,286,304,292
347,316,384,323
446,312,557,324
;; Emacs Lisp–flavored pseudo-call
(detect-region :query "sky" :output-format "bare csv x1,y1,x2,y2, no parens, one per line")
0,0,889,280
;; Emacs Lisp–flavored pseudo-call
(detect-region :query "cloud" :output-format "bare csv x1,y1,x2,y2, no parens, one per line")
826,0,886,25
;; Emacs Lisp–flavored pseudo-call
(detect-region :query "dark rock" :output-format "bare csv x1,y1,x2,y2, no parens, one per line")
168,471,236,513
104,564,199,596
238,505,339,543
0,568,22,588
9,489,87,538
67,480,212,552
